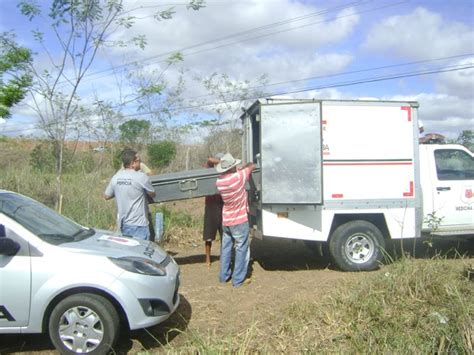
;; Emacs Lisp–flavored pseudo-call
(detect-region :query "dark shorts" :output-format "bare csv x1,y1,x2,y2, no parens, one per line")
203,202,223,241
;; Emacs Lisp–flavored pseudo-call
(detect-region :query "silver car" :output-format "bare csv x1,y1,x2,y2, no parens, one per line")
0,190,180,354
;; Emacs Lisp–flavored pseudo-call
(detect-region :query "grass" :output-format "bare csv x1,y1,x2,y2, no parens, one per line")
128,258,472,354
271,257,473,353
151,257,473,354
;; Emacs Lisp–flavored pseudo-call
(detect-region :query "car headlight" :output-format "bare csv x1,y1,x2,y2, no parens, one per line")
109,257,167,276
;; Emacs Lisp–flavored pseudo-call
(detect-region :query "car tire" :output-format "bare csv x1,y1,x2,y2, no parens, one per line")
329,220,386,271
48,293,119,354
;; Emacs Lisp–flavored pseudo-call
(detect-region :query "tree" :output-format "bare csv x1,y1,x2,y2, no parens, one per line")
454,130,473,151
119,119,151,147
17,0,205,210
0,32,32,118
147,140,176,169
196,72,268,157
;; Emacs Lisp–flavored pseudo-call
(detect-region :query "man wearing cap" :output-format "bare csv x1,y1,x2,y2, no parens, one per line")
215,153,255,287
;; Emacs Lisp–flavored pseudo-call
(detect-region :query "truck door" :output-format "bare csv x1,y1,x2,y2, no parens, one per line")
0,221,31,327
260,101,322,204
432,148,474,231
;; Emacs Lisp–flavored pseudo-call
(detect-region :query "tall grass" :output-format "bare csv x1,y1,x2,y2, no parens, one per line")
274,257,473,353
0,165,201,243
157,258,473,353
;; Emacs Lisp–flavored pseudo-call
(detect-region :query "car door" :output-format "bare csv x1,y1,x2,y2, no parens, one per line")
0,220,31,328
432,148,474,230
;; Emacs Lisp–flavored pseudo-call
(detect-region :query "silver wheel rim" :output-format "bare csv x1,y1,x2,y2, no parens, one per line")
58,306,104,353
344,233,375,264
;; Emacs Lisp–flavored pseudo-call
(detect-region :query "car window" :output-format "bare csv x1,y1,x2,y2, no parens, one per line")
434,149,474,181
0,193,84,245
0,225,30,256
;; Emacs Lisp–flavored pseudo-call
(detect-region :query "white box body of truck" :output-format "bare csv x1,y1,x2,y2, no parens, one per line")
241,99,474,271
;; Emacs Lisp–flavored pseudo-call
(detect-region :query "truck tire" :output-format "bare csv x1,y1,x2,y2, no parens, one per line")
329,220,386,271
48,293,119,354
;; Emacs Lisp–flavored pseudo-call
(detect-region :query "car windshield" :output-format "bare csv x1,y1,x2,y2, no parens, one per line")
0,192,94,245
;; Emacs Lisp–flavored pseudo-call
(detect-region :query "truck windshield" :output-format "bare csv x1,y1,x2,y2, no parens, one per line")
0,193,91,245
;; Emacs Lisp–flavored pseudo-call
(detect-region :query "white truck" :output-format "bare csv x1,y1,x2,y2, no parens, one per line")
240,99,474,271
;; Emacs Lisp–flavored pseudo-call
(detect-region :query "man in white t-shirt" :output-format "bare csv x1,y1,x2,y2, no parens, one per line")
104,149,155,240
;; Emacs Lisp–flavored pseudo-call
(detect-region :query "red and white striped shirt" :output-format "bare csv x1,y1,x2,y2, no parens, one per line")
216,167,252,226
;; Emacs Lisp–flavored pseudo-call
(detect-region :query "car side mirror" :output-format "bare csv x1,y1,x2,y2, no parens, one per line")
0,238,21,256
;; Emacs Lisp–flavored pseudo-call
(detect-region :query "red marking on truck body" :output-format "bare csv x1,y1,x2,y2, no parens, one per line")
401,106,412,121
403,181,414,197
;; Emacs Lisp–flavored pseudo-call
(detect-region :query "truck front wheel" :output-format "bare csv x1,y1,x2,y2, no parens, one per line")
329,220,386,271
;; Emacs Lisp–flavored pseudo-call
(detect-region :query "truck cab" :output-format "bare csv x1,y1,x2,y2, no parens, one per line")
419,144,474,235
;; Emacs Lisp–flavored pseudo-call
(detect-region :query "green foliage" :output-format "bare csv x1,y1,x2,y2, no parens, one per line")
454,130,473,151
155,8,176,20
166,52,184,65
147,140,177,168
77,151,95,174
275,258,473,353
30,142,57,172
112,149,123,170
119,119,151,145
30,141,96,174
0,32,33,118
0,135,7,142
156,205,195,229
187,0,206,10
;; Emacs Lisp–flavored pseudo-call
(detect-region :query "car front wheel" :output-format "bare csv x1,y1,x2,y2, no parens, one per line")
48,293,119,354
329,220,386,271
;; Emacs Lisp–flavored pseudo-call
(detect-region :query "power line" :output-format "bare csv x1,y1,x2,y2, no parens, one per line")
2,63,471,135
121,63,474,117
79,1,371,82
166,53,474,102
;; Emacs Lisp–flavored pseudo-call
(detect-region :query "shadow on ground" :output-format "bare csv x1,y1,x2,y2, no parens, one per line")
251,237,333,271
251,235,474,272
389,235,474,259
0,296,192,354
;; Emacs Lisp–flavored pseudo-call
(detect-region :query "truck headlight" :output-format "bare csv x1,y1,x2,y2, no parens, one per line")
109,257,167,276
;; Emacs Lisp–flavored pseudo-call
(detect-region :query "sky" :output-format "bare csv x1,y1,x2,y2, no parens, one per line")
0,0,473,141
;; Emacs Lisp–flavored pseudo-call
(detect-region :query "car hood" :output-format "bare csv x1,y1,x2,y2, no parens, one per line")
60,229,169,263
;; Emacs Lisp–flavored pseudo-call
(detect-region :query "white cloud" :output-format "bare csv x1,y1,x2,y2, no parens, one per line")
390,93,473,139
363,7,474,60
110,1,359,84
436,57,474,99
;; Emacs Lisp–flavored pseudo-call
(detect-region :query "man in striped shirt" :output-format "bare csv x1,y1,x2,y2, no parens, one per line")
215,153,255,287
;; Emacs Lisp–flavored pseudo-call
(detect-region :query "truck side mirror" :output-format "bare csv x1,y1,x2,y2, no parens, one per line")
0,238,21,256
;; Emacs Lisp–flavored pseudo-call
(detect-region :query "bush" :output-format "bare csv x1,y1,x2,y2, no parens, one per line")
147,140,176,169
30,142,57,172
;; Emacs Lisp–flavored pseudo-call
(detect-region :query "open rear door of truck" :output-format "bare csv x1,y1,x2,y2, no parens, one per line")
259,101,322,204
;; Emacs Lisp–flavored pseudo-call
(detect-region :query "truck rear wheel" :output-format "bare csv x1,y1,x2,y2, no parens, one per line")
329,220,385,271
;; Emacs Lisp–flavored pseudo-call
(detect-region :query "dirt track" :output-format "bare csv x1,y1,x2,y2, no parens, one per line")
1,235,473,354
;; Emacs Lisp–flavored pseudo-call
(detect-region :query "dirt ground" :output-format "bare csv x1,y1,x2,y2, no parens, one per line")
1,233,473,354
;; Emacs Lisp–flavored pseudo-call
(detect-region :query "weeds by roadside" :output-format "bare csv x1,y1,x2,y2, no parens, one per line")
152,257,473,353
273,257,473,353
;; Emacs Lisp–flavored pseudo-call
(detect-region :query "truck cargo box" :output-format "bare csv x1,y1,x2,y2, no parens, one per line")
149,168,220,202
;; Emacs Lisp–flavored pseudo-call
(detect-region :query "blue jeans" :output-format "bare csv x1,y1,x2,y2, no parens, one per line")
121,224,150,240
219,222,250,287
